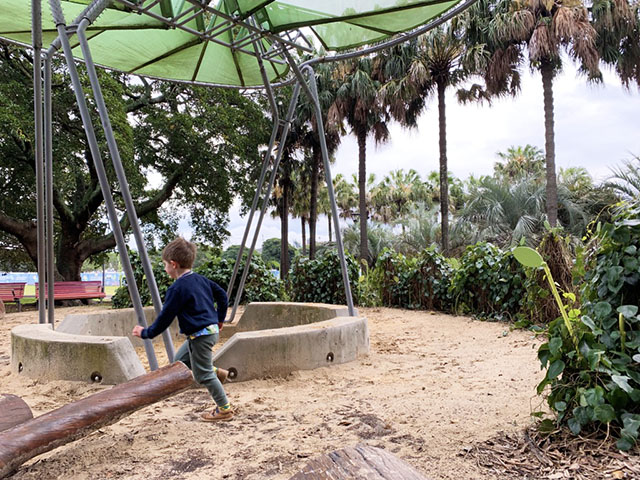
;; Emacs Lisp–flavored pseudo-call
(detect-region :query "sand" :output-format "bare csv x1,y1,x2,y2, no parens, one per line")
0,305,545,479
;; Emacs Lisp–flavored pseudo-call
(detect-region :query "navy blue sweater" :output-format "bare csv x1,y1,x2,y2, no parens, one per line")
141,272,228,339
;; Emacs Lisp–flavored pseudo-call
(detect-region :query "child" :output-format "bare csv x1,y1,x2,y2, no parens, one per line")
132,237,232,421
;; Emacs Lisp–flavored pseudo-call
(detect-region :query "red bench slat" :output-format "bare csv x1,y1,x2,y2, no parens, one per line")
0,283,27,312
35,281,106,301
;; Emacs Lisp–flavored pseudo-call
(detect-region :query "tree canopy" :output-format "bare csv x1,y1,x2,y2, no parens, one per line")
0,44,271,278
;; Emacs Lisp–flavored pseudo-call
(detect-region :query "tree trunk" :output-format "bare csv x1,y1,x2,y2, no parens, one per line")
328,214,332,243
541,61,558,227
301,217,307,255
437,79,449,254
309,147,320,260
357,128,369,266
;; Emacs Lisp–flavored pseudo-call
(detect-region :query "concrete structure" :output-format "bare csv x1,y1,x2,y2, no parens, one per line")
10,302,369,384
11,324,145,384
58,306,181,348
213,314,369,381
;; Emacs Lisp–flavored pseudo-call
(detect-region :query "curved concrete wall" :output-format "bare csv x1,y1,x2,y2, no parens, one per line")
11,324,145,384
213,315,369,382
58,306,182,348
10,302,369,384
234,302,355,332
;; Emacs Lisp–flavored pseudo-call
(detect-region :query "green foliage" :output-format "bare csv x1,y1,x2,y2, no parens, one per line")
112,251,281,309
373,247,453,311
261,237,295,268
539,201,640,450
196,255,281,304
289,249,359,305
111,251,171,309
450,242,527,321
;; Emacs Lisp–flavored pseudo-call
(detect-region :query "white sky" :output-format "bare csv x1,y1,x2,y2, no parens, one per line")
184,62,640,249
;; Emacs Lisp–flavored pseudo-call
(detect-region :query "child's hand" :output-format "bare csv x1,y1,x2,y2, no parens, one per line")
218,322,224,331
132,325,144,337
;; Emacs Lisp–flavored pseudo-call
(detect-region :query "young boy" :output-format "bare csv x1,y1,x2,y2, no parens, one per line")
132,237,232,421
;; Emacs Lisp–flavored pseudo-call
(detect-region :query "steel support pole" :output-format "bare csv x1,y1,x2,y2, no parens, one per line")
43,55,55,326
49,0,159,370
77,19,175,362
285,54,355,316
32,0,46,324
228,82,302,322
226,38,280,316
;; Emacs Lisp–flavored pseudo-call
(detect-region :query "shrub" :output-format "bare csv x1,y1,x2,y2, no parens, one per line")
288,249,359,305
373,247,452,311
538,201,640,450
449,242,527,321
112,252,282,309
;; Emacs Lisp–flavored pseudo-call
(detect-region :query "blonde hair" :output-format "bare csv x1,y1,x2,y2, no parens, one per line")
162,237,197,269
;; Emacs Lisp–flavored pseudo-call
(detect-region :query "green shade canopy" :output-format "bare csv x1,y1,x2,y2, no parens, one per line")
0,0,464,87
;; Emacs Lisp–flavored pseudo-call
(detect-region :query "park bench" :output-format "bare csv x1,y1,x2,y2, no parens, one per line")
0,282,27,312
35,281,105,302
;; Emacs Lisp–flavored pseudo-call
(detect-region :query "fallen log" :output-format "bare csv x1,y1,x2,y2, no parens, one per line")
289,444,430,480
0,362,193,478
0,394,33,433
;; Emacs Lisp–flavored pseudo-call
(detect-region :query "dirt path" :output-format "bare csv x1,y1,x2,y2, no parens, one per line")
0,305,544,479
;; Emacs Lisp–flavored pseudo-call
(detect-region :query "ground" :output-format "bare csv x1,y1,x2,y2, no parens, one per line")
0,305,563,479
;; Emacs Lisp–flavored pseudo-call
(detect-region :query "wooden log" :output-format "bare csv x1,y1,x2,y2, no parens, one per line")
0,362,193,479
0,394,33,433
289,444,430,480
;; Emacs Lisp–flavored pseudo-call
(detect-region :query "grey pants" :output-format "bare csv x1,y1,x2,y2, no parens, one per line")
175,333,228,407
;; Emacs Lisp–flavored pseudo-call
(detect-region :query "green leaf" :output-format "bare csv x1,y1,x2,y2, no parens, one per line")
549,337,563,356
594,404,616,423
618,305,639,318
612,375,634,393
513,246,544,268
539,418,556,432
594,301,613,317
583,387,605,407
547,359,565,380
554,401,567,412
568,417,582,435
617,435,635,451
581,315,602,334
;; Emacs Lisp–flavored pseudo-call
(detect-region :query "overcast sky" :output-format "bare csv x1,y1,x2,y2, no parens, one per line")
209,62,640,249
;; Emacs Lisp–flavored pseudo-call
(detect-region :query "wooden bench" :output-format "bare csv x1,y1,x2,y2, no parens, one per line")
35,281,106,302
0,282,27,312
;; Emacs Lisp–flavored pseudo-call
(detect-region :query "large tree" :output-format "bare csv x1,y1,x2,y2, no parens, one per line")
0,45,270,279
379,24,481,253
467,0,601,227
330,57,390,266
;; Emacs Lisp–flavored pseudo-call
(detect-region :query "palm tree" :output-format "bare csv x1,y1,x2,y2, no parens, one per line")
606,155,640,200
330,57,390,266
333,173,358,220
591,0,640,89
295,62,341,260
494,145,545,181
469,0,601,227
371,169,431,229
379,24,481,253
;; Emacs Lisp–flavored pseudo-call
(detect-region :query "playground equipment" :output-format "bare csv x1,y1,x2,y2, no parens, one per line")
11,302,368,384
0,362,193,479
0,0,475,373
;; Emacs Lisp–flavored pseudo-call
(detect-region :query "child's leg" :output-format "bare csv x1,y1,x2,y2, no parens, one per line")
174,340,191,369
188,334,229,407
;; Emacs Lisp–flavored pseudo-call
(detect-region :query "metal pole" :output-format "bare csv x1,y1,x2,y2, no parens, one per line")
32,0,46,324
285,54,355,315
76,18,175,362
49,0,159,371
226,36,280,312
43,54,55,326
228,82,302,322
